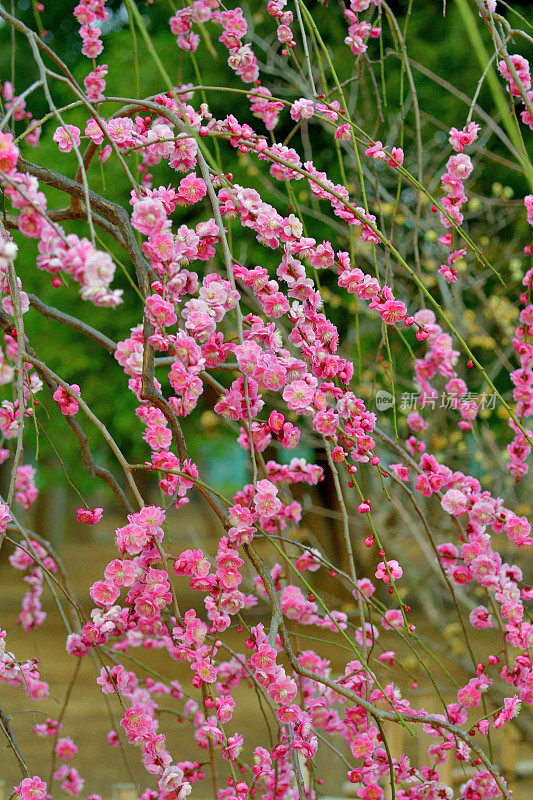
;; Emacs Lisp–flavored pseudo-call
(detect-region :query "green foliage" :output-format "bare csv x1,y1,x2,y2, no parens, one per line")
0,0,531,497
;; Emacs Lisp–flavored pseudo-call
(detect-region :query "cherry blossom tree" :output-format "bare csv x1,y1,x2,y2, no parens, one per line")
0,1,532,799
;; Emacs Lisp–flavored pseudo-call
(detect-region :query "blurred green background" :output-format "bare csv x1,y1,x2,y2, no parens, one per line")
0,0,531,516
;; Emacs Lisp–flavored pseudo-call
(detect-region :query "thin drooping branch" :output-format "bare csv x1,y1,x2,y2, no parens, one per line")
63,415,133,514
47,660,82,786
0,220,25,508
323,438,368,662
475,0,533,124
0,708,29,778
28,294,117,354
23,353,143,508
0,704,29,779
407,57,519,159
0,6,139,191
243,543,513,800
25,32,97,243
0,309,134,513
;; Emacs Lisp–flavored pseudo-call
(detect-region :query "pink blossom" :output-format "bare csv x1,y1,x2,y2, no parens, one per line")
449,121,480,152
469,605,493,629
446,153,473,180
76,507,103,525
85,119,105,145
254,479,282,517
290,98,314,121
89,579,120,607
14,777,47,800
267,673,297,704
131,198,168,236
120,704,155,742
53,384,80,416
55,736,78,760
283,379,314,411
0,131,19,173
104,559,136,587
0,502,12,530
375,560,403,583
387,147,404,167
493,696,521,728
53,125,81,153
177,174,207,204
441,488,468,516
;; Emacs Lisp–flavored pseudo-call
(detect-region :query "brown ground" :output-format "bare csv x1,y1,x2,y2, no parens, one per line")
1,538,531,799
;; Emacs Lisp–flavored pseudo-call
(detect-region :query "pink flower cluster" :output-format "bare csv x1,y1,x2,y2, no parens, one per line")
9,536,54,630
0,80,41,146
74,0,107,59
344,1,382,57
365,140,404,168
53,383,80,416
506,265,533,478
170,4,259,83
409,308,484,431
3,3,532,799
1,627,50,701
499,54,533,130
247,622,298,705
0,144,122,306
437,122,479,245
266,1,296,54
15,465,39,510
